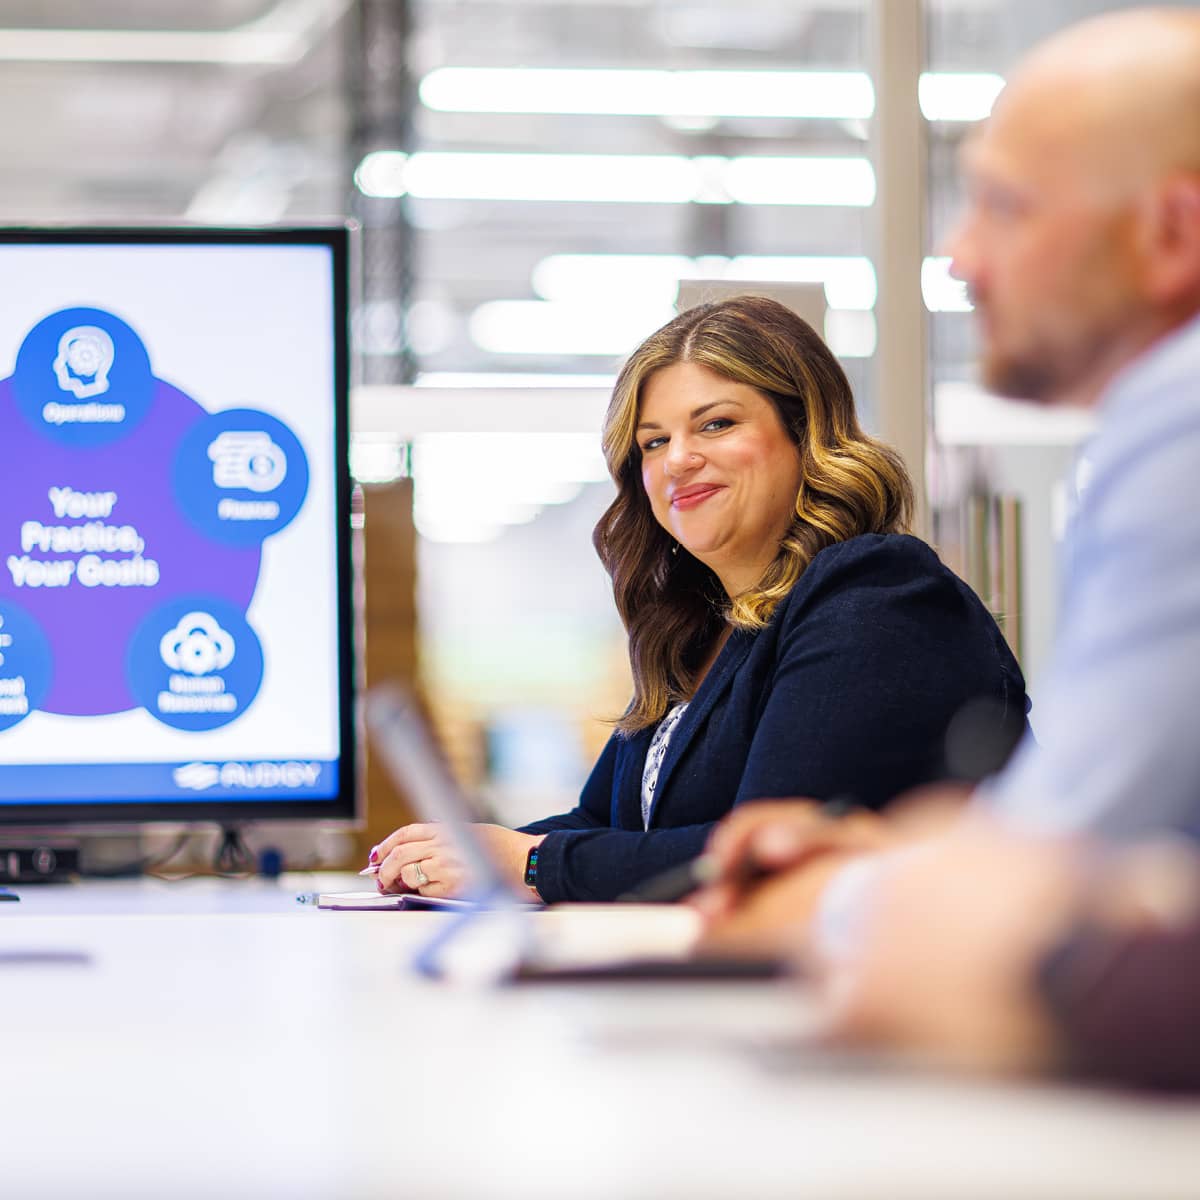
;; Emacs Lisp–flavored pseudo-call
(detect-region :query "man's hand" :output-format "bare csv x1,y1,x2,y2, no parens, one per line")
825,821,1080,1074
695,800,892,919
691,789,970,957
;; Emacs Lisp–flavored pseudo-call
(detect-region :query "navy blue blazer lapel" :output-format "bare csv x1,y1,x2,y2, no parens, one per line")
640,630,754,828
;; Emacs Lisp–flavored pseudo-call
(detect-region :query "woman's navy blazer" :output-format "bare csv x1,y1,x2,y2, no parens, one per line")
520,533,1028,903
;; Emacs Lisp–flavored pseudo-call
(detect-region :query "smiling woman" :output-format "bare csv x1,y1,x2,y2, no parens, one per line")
597,296,915,734
373,296,1029,904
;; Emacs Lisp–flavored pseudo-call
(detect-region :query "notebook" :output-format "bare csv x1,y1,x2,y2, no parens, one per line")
316,890,478,911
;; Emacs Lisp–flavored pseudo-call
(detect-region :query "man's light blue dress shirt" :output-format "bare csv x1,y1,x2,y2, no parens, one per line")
816,310,1200,957
982,310,1200,838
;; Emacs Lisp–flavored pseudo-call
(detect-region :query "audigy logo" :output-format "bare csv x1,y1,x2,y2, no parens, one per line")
173,761,323,790
174,762,220,790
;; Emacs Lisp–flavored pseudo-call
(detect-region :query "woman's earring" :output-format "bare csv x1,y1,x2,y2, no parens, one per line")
670,541,679,558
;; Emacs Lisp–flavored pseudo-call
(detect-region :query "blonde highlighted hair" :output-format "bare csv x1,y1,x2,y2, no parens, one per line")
595,295,913,734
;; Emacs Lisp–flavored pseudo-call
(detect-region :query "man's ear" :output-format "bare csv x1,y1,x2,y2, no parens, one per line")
1140,171,1200,305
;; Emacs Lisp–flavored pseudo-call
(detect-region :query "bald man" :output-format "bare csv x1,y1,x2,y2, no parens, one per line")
694,8,1200,1084
949,6,1200,837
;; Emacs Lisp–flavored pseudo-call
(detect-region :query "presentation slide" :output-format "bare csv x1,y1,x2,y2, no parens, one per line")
0,240,345,805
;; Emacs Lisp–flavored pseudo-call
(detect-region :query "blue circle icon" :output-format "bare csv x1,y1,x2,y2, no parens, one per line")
11,307,154,446
0,600,53,731
126,596,264,731
173,408,309,546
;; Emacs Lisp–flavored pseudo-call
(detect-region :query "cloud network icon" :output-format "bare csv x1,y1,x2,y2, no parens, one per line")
159,612,236,676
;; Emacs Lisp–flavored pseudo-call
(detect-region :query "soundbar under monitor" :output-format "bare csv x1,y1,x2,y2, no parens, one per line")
0,227,355,827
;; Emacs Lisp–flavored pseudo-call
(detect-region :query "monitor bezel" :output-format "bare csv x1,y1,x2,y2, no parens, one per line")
0,224,358,827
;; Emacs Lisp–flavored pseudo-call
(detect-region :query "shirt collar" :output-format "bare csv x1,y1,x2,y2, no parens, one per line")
1100,307,1200,420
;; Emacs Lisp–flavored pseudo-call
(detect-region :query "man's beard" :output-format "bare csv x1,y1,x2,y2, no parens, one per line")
978,318,1119,407
979,350,1064,405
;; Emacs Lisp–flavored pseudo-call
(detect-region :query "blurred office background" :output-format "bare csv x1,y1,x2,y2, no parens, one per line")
2,0,1189,834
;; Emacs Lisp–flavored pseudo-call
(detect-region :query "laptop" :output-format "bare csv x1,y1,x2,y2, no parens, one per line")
352,683,786,984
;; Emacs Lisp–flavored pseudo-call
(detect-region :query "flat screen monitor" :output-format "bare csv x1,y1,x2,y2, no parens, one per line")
0,226,355,827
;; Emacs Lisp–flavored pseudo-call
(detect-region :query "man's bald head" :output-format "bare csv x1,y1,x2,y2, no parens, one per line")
947,7,1200,406
994,8,1200,197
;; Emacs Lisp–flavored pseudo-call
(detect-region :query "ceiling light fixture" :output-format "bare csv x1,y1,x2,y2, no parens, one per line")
724,157,876,207
421,67,1004,124
531,254,878,311
354,150,875,207
918,72,1005,122
420,67,875,121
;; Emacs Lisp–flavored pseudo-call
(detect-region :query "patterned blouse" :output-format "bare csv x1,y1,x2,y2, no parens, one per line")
641,701,689,830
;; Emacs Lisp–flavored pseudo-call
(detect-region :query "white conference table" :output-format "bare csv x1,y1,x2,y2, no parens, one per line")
3,875,1200,1200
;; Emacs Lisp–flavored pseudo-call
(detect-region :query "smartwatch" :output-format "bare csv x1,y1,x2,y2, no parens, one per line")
523,844,541,891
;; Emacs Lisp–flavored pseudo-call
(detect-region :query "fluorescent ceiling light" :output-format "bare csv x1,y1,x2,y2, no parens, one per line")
470,300,675,357
420,67,874,120
412,433,608,544
532,255,696,309
356,151,875,207
471,296,880,360
532,254,877,311
421,66,1001,124
359,151,702,204
415,372,618,389
922,257,973,312
919,72,1005,122
405,152,701,204
724,157,875,207
355,150,409,198
0,0,350,64
724,257,876,310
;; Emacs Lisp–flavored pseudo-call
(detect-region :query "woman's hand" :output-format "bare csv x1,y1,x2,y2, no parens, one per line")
371,823,544,900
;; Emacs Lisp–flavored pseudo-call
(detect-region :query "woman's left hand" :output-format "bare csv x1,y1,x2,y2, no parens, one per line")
372,822,544,899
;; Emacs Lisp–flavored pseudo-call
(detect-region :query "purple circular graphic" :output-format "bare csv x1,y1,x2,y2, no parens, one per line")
0,371,262,717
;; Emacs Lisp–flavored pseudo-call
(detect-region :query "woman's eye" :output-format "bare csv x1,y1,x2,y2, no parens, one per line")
701,417,733,433
641,435,667,452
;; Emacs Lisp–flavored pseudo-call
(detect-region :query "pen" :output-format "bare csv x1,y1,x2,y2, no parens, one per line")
295,891,320,904
620,794,859,903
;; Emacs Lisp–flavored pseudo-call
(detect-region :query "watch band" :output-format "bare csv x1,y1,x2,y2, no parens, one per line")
523,845,540,889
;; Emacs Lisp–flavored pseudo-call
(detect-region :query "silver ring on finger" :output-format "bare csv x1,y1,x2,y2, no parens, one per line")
412,861,430,888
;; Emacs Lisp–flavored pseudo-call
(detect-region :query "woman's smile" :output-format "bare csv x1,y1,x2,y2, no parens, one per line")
670,482,725,510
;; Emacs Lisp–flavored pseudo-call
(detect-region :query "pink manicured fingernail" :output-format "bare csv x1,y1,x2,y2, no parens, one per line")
368,846,379,863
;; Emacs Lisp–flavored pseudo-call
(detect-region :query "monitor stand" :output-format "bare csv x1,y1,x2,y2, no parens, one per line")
0,842,82,883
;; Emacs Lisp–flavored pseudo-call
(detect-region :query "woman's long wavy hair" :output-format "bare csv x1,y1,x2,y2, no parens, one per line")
596,295,914,735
